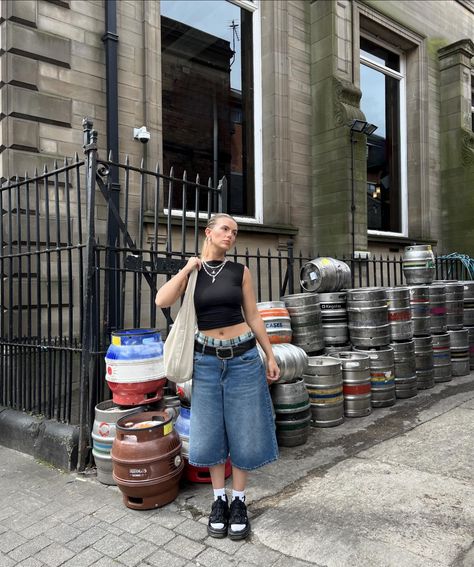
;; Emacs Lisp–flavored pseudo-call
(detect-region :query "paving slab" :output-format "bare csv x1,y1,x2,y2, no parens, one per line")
460,397,474,410
357,407,474,482
252,457,474,567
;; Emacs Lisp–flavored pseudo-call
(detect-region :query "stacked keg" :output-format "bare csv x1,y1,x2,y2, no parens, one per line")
319,291,350,352
428,281,452,382
302,356,344,427
329,352,372,417
433,281,470,378
291,258,352,427
402,245,435,285
270,379,311,446
407,285,435,390
299,257,351,353
300,257,351,293
386,287,417,399
281,293,325,355
258,300,311,446
463,281,474,370
402,246,438,390
346,287,396,408
95,329,169,485
257,301,292,344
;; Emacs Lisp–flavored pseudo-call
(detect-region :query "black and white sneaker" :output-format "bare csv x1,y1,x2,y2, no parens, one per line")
228,497,251,540
207,496,229,538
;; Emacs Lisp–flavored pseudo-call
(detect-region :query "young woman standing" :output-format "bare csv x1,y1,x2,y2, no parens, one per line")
155,213,279,540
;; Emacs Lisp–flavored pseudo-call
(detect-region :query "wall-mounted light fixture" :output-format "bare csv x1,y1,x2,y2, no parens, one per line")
349,119,378,136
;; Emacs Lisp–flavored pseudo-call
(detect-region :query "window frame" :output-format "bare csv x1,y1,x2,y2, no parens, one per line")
360,32,408,238
162,0,263,224
471,70,474,131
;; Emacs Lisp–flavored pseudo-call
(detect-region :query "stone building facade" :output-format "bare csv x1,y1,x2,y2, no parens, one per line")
0,0,473,257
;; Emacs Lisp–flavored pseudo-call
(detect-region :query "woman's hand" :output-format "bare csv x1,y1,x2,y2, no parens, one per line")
184,256,201,275
266,357,280,384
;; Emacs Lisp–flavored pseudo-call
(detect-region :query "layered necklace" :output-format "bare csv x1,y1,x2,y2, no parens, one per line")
202,259,227,284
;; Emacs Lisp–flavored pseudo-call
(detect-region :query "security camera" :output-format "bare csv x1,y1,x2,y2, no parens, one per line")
133,126,151,143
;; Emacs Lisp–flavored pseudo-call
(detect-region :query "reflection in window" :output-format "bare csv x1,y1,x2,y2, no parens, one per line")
360,37,403,233
160,0,255,216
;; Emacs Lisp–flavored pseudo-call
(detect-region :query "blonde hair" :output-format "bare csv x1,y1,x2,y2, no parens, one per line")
201,213,237,259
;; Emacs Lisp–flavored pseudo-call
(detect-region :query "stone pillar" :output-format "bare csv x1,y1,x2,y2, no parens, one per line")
261,0,291,225
0,0,72,180
310,0,368,257
438,39,474,255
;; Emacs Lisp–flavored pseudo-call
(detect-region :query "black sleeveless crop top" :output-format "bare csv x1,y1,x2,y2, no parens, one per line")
194,261,245,330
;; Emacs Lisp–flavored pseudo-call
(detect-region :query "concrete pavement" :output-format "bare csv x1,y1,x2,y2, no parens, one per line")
0,374,473,567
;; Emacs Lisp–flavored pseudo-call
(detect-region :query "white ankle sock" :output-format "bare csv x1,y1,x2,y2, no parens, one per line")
213,488,226,501
232,490,245,502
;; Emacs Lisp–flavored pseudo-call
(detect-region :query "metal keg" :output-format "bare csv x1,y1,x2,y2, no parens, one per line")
257,301,292,344
92,401,141,485
319,291,349,346
258,343,308,383
447,329,470,377
330,352,371,417
390,340,417,398
413,336,435,389
386,287,413,341
325,343,352,355
162,395,181,424
271,379,311,447
402,244,435,285
407,285,431,337
281,293,325,353
300,257,351,293
303,356,344,428
462,281,474,326
353,347,396,408
433,281,464,330
431,333,452,383
428,285,447,334
346,287,390,347
466,326,474,370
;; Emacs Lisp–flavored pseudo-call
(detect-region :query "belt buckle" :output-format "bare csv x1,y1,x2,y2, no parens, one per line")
216,346,233,360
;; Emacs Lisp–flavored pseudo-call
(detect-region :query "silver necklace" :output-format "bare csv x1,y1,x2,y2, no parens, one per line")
202,259,227,283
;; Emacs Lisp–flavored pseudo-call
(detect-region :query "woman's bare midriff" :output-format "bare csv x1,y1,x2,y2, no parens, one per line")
200,322,251,340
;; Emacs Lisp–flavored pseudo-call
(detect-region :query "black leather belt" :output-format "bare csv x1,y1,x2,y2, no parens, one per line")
194,338,256,360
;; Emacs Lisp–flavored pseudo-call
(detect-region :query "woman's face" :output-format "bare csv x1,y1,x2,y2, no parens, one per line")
207,217,238,251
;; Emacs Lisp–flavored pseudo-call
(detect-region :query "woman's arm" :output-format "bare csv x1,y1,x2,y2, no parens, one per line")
155,257,201,308
241,266,280,383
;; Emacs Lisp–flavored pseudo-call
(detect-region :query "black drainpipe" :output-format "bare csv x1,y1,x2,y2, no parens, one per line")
103,0,120,332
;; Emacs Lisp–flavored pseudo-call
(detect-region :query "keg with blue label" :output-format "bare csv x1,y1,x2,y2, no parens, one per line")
105,328,166,406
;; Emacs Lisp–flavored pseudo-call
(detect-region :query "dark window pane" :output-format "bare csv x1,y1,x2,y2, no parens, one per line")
160,0,255,216
360,37,400,72
361,63,401,232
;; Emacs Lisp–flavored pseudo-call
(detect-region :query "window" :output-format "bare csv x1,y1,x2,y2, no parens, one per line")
360,36,407,234
160,0,259,217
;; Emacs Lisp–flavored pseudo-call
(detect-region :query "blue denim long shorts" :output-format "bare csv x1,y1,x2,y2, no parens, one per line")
189,334,279,471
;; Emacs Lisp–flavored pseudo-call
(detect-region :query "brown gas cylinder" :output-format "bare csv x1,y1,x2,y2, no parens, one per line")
111,410,183,509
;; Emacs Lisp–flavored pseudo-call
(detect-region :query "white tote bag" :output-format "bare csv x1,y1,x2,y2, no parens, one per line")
163,268,198,383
